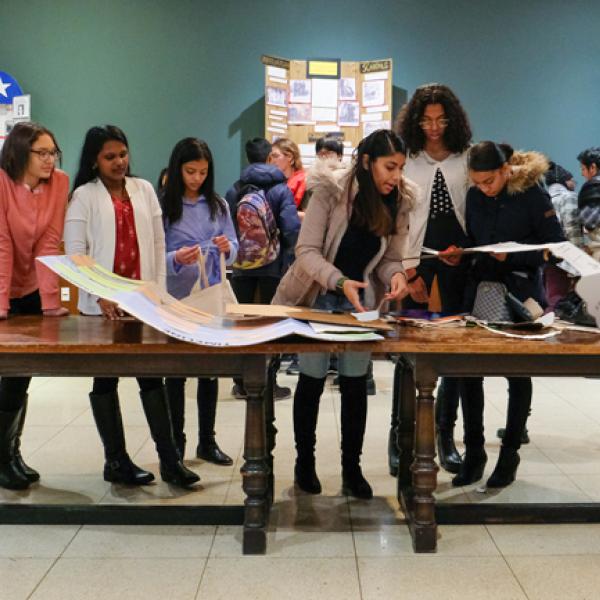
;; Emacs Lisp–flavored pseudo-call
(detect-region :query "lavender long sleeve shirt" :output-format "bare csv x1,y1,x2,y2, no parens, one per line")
164,196,238,300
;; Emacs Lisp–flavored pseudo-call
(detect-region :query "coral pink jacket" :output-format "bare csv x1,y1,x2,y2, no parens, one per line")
0,168,68,310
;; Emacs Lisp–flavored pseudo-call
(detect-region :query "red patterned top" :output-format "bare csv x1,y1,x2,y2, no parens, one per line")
111,194,140,280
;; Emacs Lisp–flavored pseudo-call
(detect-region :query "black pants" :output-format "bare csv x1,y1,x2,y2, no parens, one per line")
403,213,469,432
0,291,42,411
92,377,163,395
460,376,532,450
231,276,280,388
231,276,280,304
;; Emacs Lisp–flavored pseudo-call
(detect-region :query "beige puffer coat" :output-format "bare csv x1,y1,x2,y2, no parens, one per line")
272,159,417,308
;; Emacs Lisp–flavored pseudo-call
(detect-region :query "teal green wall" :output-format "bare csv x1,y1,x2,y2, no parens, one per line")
1,0,599,193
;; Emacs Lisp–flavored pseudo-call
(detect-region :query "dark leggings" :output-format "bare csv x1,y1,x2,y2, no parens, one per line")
231,276,280,388
231,276,280,304
460,376,532,450
0,291,42,411
92,377,163,395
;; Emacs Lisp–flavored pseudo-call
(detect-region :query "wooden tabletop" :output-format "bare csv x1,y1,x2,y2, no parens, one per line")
0,315,599,356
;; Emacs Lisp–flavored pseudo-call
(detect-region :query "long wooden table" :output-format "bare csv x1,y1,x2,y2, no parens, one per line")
0,315,380,554
1,316,599,554
389,324,600,552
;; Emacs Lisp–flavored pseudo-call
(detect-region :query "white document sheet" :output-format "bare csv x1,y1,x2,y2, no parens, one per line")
312,78,338,108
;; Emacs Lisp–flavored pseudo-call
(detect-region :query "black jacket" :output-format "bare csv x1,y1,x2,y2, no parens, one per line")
464,152,565,306
578,175,600,211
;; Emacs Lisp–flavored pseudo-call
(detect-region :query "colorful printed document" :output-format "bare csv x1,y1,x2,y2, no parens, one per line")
38,255,384,346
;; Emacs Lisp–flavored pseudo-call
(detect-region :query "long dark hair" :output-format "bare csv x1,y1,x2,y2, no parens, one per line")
72,125,131,192
395,83,472,156
349,129,407,237
161,137,224,224
468,141,514,172
0,121,61,181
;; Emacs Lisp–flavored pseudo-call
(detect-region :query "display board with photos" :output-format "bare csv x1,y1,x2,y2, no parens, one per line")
262,55,393,165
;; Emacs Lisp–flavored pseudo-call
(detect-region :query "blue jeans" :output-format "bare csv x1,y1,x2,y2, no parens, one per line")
299,292,371,379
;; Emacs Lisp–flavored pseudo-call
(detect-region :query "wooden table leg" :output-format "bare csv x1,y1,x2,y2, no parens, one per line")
407,361,438,552
396,356,416,492
240,356,269,554
265,356,277,506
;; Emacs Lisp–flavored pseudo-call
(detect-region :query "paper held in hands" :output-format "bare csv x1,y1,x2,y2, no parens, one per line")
412,241,600,328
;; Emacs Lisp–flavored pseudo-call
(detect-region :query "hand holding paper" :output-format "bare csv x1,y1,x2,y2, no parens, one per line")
438,245,463,266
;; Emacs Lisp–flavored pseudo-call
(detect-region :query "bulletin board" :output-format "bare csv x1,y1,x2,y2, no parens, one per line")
262,55,393,164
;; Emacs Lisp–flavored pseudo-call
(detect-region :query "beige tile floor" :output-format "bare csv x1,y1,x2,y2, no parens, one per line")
1,363,600,599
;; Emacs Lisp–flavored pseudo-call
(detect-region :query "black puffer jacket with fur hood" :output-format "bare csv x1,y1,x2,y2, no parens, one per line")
464,150,565,305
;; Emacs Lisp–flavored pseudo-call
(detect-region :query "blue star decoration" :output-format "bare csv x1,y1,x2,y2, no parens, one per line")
0,71,23,104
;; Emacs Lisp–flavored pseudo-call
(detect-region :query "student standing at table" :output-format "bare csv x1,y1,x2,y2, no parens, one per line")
161,137,238,465
0,122,69,490
65,125,199,488
394,83,472,475
449,141,564,488
273,129,415,499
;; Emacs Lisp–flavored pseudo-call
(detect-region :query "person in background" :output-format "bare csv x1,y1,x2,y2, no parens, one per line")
577,147,600,261
0,122,69,490
393,83,473,475
65,125,199,488
273,129,415,499
543,162,584,310
449,141,564,488
315,136,344,161
156,167,168,195
225,138,301,400
161,137,237,466
285,136,346,377
271,137,307,219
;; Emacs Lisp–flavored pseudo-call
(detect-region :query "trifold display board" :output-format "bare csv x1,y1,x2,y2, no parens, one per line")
262,55,393,165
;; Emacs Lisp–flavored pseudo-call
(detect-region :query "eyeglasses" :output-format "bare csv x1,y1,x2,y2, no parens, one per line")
30,149,62,161
419,118,449,130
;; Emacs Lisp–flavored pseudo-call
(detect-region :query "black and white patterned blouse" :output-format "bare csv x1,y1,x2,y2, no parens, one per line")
429,168,454,216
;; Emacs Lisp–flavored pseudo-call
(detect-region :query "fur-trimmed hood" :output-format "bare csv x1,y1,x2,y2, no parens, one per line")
305,157,417,212
506,150,549,195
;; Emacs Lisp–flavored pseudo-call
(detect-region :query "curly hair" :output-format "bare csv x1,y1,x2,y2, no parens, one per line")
394,83,472,156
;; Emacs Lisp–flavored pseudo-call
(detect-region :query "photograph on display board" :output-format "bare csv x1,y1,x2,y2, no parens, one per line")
363,120,391,137
289,79,311,103
266,86,287,107
339,78,356,100
13,95,31,119
362,79,385,107
288,104,314,124
338,101,359,127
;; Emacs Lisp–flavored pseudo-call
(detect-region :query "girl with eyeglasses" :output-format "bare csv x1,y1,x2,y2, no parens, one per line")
65,125,200,489
392,83,473,476
0,121,69,490
161,137,238,466
273,129,414,499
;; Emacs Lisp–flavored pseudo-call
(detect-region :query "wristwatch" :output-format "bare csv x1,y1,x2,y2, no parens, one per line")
335,276,349,293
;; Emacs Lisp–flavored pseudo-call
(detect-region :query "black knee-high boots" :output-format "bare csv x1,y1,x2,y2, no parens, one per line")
166,378,233,465
196,378,233,465
89,391,155,485
340,374,372,499
293,373,325,494
139,386,200,487
0,405,30,490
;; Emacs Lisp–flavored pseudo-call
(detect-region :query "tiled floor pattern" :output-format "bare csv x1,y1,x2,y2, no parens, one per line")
1,364,600,598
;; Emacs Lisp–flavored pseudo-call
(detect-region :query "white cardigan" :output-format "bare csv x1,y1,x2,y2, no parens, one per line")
64,177,166,315
403,151,469,269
